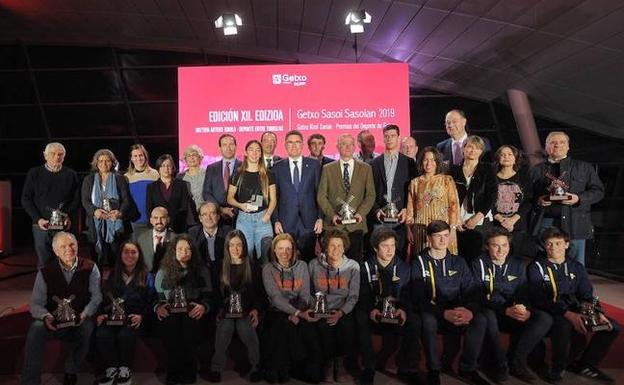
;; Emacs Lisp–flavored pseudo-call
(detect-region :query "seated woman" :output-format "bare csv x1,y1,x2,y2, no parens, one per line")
82,149,133,266
209,229,264,383
95,241,155,385
308,229,360,383
471,227,551,383
528,227,620,383
261,233,320,383
155,234,211,385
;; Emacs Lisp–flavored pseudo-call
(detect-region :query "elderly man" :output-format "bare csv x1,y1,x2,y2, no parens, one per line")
261,131,282,169
400,136,418,161
436,109,491,165
21,232,102,385
530,131,604,265
21,142,80,268
317,133,375,261
137,206,175,273
354,130,380,163
202,134,241,225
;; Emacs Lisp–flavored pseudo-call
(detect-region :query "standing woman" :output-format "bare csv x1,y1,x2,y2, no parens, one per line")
209,230,264,383
82,149,133,266
406,146,461,255
450,136,497,262
146,154,196,234
124,144,159,237
95,241,155,385
227,140,276,263
177,145,206,212
155,234,211,385
492,145,533,257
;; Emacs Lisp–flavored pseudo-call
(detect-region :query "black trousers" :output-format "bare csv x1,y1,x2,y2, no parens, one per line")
550,314,621,372
95,324,142,369
420,310,486,372
159,313,203,382
346,230,364,262
261,311,319,370
355,308,421,371
316,312,356,362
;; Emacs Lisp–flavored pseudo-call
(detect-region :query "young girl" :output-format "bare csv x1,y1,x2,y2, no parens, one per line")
155,234,212,385
209,230,264,383
95,241,155,385
227,140,276,263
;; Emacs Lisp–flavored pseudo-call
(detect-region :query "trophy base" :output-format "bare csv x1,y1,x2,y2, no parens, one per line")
170,307,189,314
106,319,126,326
55,321,77,329
380,317,400,325
47,224,65,231
225,313,244,319
383,218,399,224
312,313,331,320
590,324,611,332
549,194,571,201
340,219,357,225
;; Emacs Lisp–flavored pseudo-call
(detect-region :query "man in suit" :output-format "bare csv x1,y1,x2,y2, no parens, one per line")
137,206,176,272
307,133,335,166
272,130,323,261
317,133,376,261
188,201,232,285
436,109,491,165
202,134,241,225
370,125,417,257
261,131,282,169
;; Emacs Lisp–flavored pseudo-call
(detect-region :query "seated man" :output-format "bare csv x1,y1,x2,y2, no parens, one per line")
471,227,552,383
407,220,488,385
21,231,102,385
528,227,620,383
137,206,175,273
355,227,417,385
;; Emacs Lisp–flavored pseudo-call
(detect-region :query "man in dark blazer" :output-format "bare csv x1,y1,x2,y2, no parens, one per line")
137,206,176,272
202,134,241,225
272,130,323,261
317,133,376,261
370,125,417,257
307,133,335,166
261,131,282,169
436,109,492,165
188,201,232,285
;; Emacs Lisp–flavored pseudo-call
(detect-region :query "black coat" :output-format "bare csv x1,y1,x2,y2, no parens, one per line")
146,178,196,234
449,162,497,216
370,152,416,214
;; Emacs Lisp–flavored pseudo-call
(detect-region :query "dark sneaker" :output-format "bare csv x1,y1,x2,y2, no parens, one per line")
426,370,440,385
509,363,536,383
360,368,375,385
491,366,508,383
265,370,278,383
208,371,222,383
546,369,563,383
97,368,117,385
249,370,263,383
572,364,614,384
117,366,132,385
458,370,490,385
398,369,420,384
63,373,78,385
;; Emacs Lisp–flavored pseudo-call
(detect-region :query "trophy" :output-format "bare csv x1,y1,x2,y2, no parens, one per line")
381,195,399,224
379,296,400,324
336,195,357,225
225,291,244,318
106,294,127,326
545,171,571,201
169,286,189,313
48,204,67,231
102,196,120,212
581,297,611,332
311,291,331,319
52,295,77,329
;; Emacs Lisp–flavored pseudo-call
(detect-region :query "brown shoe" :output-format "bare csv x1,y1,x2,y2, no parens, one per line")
334,357,351,383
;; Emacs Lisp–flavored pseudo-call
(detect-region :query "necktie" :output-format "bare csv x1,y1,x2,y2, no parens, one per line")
453,142,463,165
155,235,163,252
267,157,273,169
293,160,300,192
223,161,231,190
343,163,351,192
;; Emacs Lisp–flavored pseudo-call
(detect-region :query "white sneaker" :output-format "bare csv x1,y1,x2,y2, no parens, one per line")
117,366,132,385
98,367,117,385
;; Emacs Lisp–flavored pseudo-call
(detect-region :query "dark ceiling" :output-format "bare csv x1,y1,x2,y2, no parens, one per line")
1,0,624,138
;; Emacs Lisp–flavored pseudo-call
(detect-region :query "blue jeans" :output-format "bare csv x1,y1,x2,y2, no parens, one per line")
236,210,273,263
540,218,586,265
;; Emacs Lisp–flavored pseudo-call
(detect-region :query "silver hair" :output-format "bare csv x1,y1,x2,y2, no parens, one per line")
43,142,66,157
545,131,570,145
52,231,77,250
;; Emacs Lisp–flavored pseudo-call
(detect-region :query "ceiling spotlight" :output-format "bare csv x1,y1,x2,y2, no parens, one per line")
215,13,242,36
345,10,371,34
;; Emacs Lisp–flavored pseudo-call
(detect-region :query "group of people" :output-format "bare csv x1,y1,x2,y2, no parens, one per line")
20,109,618,385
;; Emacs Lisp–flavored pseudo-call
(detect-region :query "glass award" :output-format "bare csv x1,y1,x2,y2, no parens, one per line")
106,295,127,326
225,291,244,318
48,204,67,231
379,296,400,324
336,195,357,225
381,196,399,224
52,295,77,329
169,286,189,314
581,297,611,332
312,291,331,319
545,171,571,201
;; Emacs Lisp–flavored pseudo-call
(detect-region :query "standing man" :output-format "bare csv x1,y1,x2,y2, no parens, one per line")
530,131,604,266
354,130,380,163
307,133,335,166
370,125,416,256
272,130,323,261
261,131,282,169
317,134,375,261
21,232,102,385
21,142,80,268
202,134,241,225
436,109,491,165
137,206,175,272
400,136,419,161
